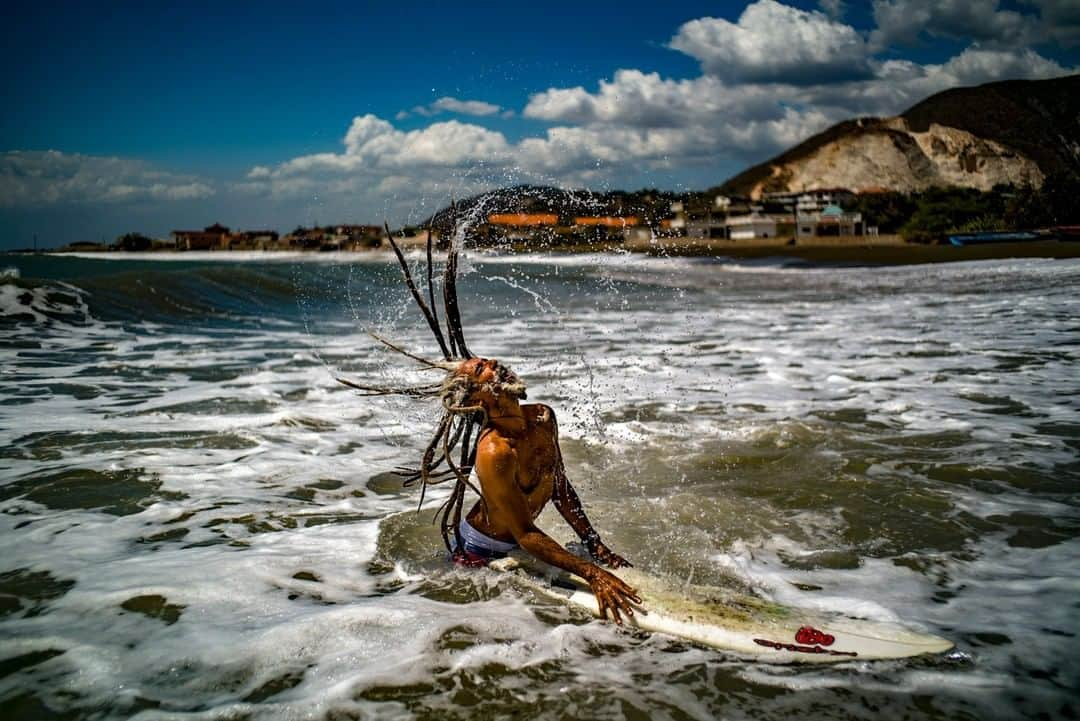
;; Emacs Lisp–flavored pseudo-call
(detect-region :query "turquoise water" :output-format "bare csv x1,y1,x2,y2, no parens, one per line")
2,252,1078,720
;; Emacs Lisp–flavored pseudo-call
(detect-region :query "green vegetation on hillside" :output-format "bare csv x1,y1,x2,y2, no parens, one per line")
840,174,1080,243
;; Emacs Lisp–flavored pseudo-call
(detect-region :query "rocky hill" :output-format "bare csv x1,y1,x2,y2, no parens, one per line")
718,74,1080,198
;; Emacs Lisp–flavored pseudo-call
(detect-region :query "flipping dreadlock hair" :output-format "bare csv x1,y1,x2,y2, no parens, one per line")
336,203,523,553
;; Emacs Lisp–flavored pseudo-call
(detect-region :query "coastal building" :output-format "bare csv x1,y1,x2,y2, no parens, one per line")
625,226,654,244
484,213,559,243
335,224,382,236
685,217,728,239
796,205,864,238
725,214,777,240
669,196,764,239
283,228,327,249
573,216,639,228
573,216,639,242
332,224,385,250
171,223,231,250
226,230,279,250
762,188,855,214
713,195,756,215
670,199,720,239
488,213,559,227
664,202,687,235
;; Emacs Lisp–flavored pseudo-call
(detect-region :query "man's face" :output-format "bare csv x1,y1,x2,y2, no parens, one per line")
458,358,526,400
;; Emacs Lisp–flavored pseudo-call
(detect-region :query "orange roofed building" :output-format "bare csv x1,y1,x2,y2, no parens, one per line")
573,216,639,227
574,216,640,242
487,213,559,226
171,223,231,250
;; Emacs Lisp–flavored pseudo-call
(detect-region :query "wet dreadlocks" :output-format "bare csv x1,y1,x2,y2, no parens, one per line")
336,206,524,553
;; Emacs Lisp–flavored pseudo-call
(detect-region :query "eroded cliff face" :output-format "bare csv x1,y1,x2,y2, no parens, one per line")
748,118,1044,199
909,122,1045,189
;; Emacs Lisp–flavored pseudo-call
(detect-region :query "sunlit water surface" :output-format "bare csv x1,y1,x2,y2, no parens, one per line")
1,252,1078,720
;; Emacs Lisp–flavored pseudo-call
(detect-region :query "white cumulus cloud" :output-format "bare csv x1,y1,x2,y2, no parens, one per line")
0,150,214,208
404,96,506,118
793,45,1074,119
669,0,873,84
930,45,1072,85
525,70,791,128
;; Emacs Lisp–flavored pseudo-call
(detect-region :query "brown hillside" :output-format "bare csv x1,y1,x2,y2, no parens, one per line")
718,74,1079,197
901,75,1080,178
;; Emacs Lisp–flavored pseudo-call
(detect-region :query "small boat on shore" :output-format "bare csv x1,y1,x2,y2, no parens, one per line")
947,230,1041,246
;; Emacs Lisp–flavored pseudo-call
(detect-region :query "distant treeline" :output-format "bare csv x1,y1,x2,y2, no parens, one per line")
839,173,1080,243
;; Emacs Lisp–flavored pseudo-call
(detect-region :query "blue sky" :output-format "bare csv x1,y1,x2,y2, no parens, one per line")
2,0,1078,248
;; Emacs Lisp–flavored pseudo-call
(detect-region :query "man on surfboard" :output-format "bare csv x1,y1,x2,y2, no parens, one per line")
445,356,642,625
338,210,641,625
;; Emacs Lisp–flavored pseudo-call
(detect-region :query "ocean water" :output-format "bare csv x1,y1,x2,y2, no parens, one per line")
1,251,1078,720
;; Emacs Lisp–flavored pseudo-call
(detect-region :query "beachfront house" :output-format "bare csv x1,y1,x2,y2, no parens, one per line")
171,223,231,250
573,216,639,242
283,227,327,249
488,213,559,227
761,188,855,213
226,230,279,250
668,195,767,240
672,198,727,239
796,205,864,238
625,225,654,244
687,217,729,239
483,213,560,244
664,201,687,235
725,214,777,240
334,224,385,249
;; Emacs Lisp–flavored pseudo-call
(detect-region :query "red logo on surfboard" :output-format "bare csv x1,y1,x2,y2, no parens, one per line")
795,626,835,646
752,625,856,657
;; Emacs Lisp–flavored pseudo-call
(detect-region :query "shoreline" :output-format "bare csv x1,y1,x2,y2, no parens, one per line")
13,239,1080,266
641,239,1080,265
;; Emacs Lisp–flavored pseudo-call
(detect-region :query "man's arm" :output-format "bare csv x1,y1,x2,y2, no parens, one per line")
544,407,632,569
475,439,640,625
552,471,632,569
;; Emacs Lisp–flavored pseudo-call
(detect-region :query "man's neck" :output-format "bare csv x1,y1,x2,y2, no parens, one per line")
485,396,527,436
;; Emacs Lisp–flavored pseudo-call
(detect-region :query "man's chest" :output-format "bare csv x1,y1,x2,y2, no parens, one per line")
514,442,557,507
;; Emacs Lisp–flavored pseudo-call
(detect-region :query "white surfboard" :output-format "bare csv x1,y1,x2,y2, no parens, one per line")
491,554,953,663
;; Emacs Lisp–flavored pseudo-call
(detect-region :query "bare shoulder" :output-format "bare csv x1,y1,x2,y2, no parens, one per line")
475,431,516,469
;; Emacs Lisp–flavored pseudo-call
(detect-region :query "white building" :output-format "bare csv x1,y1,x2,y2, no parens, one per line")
666,197,781,240
726,214,777,240
797,205,864,238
